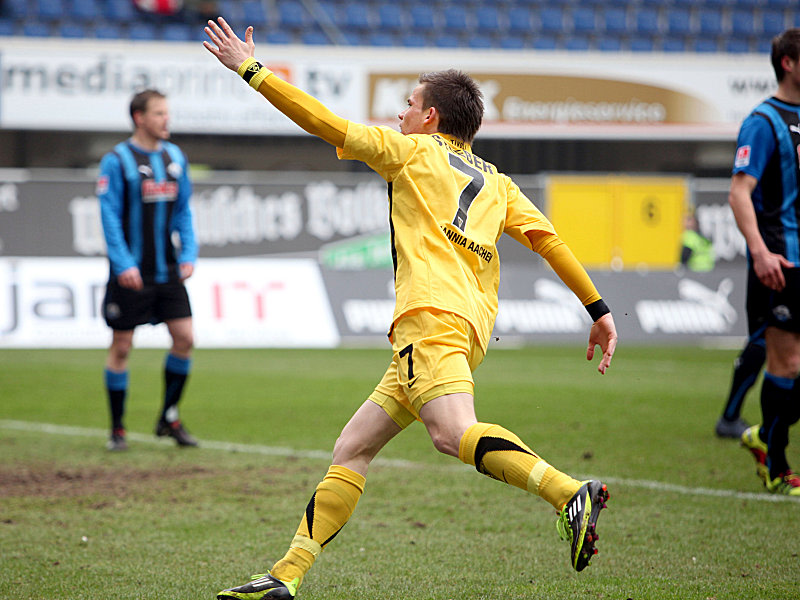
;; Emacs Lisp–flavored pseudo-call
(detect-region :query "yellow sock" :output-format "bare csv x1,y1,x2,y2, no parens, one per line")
458,422,580,510
271,465,365,586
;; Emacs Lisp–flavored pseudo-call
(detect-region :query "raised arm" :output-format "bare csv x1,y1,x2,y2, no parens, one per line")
203,17,348,148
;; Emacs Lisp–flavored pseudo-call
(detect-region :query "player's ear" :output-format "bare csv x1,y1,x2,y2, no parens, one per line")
424,106,438,124
781,54,795,75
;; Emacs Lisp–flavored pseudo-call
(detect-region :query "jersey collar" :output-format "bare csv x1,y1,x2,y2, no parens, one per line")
436,133,472,154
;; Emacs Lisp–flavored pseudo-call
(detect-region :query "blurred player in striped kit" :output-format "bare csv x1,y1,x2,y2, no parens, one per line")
731,29,800,496
97,89,199,451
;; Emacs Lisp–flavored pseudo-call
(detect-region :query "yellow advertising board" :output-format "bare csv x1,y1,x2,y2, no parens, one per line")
547,175,688,271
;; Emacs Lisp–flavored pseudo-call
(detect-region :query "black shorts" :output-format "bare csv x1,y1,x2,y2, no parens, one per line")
103,279,192,331
746,266,771,337
767,267,800,333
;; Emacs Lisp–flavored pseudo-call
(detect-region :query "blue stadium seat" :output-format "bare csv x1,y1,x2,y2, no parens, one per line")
756,38,772,54
129,23,159,40
469,35,493,49
666,8,691,36
601,7,627,35
507,7,532,35
725,39,752,54
761,10,786,36
499,35,526,50
266,29,293,44
301,30,330,45
400,32,428,47
242,0,268,27
564,36,590,51
443,6,468,32
596,36,623,52
538,7,564,34
94,23,123,39
633,7,659,35
0,19,16,36
409,4,436,33
4,0,28,18
367,31,396,46
216,0,242,23
697,8,724,36
661,37,686,53
693,38,719,53
532,35,557,50
342,2,371,31
342,31,365,45
36,0,64,22
105,0,135,22
22,22,52,37
278,1,307,30
629,36,655,52
434,32,460,48
730,9,755,37
59,22,86,38
163,23,192,41
474,6,501,34
376,3,404,33
571,7,596,33
71,0,99,22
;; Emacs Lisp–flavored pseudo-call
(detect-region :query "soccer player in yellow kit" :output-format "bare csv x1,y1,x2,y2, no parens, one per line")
205,17,618,600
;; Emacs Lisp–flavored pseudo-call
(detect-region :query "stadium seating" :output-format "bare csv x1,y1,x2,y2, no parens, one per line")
0,0,792,53
72,0,100,22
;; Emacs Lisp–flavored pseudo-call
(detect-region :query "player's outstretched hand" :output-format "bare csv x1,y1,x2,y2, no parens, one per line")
203,17,255,72
586,313,617,375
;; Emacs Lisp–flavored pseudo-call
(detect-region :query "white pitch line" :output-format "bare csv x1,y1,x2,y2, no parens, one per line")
2,419,798,504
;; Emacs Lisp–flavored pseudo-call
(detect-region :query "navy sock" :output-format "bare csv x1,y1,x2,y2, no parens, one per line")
162,353,191,422
722,340,765,421
104,368,128,431
761,372,794,478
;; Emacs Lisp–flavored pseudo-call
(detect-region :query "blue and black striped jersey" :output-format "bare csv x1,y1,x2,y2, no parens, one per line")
733,97,800,265
97,140,197,284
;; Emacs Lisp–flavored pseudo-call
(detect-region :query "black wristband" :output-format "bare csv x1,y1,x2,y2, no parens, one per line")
586,299,610,322
242,61,265,84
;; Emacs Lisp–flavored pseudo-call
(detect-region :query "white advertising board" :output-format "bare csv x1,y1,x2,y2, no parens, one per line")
0,257,340,348
0,37,775,139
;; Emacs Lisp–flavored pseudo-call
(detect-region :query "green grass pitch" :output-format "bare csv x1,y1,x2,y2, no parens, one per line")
1,346,798,599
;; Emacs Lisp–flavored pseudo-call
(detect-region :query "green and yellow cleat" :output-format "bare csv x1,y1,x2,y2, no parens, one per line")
217,573,298,600
556,480,609,572
740,425,768,486
765,471,800,496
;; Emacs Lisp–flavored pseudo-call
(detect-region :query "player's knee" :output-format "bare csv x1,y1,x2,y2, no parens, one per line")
110,339,132,361
428,429,459,458
172,332,194,354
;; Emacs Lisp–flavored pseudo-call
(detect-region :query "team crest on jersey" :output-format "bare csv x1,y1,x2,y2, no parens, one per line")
96,175,109,195
167,162,183,179
734,145,751,168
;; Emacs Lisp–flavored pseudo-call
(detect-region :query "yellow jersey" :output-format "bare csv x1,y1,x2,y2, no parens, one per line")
340,124,561,349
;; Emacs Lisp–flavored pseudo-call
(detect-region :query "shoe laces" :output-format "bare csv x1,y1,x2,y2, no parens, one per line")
556,510,571,541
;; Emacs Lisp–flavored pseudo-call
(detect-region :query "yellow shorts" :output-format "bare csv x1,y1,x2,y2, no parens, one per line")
368,309,485,429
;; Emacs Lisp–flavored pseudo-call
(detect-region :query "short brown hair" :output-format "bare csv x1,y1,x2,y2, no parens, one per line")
129,89,166,124
418,70,483,145
771,28,800,82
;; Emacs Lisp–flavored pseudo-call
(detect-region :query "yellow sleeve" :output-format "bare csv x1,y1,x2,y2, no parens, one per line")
525,230,602,306
249,66,349,148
